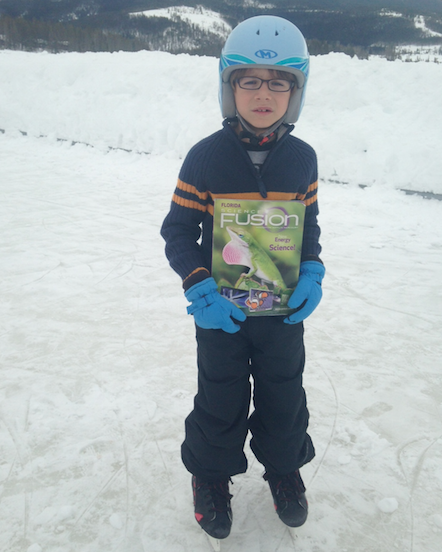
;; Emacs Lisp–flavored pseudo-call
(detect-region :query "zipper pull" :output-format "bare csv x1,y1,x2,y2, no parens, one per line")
257,174,268,198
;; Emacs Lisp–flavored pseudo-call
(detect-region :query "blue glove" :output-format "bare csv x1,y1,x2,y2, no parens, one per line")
185,277,246,333
284,261,325,325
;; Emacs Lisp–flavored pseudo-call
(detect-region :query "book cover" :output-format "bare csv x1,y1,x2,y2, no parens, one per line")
212,198,306,317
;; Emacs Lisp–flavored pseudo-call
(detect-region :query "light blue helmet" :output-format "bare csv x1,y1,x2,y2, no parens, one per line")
219,15,309,124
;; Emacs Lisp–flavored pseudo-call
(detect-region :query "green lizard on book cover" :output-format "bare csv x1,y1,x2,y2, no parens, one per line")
212,199,306,316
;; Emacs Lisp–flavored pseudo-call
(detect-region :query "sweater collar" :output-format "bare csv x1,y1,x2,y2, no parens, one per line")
223,117,294,146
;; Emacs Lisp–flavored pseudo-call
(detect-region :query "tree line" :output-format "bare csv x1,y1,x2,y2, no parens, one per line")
1,8,442,58
0,14,227,55
0,15,145,53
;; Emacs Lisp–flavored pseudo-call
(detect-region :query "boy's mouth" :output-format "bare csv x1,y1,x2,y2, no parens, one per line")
253,108,273,113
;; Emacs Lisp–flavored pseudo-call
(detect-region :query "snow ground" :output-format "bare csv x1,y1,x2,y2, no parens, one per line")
0,49,442,552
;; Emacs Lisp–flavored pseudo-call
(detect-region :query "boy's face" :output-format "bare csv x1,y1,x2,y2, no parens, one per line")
232,68,292,134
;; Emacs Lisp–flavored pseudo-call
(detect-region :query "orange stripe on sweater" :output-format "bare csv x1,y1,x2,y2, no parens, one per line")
177,179,208,200
209,191,307,202
183,267,210,284
172,194,207,212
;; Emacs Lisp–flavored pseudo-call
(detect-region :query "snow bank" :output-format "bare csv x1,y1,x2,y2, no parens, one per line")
1,49,441,193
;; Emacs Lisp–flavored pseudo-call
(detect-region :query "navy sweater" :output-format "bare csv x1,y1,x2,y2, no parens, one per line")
161,120,322,290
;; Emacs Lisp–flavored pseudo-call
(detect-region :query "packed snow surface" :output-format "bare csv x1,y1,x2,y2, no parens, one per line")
0,49,441,552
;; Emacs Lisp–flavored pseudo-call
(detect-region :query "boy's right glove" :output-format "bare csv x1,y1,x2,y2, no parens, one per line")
185,277,246,334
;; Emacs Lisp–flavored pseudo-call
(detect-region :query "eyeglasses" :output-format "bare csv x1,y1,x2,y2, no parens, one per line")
234,76,295,92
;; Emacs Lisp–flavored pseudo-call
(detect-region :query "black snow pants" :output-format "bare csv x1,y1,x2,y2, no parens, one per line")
181,316,315,480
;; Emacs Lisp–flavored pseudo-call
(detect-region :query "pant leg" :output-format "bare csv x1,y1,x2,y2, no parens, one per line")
248,317,315,475
181,325,252,479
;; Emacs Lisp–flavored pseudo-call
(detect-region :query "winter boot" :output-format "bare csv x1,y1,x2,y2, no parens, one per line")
264,470,308,527
192,476,233,539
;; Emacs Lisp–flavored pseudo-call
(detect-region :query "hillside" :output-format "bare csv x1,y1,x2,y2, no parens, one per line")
1,0,442,56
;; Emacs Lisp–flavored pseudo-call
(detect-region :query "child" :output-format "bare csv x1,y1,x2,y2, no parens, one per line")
161,15,324,541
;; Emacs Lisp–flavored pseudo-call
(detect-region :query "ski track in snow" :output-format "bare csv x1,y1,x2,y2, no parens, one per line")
1,48,442,551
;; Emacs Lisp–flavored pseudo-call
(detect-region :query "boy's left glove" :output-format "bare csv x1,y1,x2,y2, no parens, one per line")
284,261,325,325
185,277,246,334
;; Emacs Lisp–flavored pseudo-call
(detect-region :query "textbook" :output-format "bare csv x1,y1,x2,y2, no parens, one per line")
212,198,306,317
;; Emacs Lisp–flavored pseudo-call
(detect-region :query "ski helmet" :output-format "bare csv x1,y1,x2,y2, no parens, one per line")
219,15,309,124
